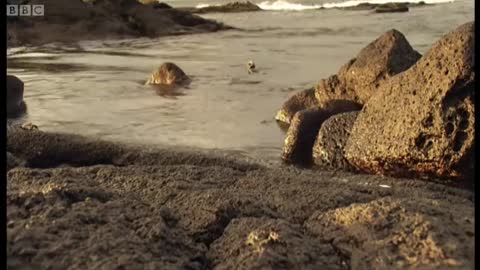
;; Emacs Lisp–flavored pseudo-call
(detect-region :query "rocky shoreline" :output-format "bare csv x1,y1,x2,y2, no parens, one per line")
6,0,438,47
6,127,475,269
7,0,231,47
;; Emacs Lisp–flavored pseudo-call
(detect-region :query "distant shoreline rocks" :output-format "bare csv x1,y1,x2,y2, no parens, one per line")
374,3,409,13
178,0,431,14
7,0,231,47
179,1,262,14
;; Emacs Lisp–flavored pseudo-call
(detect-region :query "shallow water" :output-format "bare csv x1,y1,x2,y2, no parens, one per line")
6,0,474,164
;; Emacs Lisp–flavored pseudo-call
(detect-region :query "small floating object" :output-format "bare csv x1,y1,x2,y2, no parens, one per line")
379,184,391,188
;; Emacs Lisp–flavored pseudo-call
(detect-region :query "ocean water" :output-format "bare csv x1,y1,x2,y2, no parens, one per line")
7,0,474,164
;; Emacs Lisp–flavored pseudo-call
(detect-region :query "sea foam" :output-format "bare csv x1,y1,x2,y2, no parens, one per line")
257,0,455,11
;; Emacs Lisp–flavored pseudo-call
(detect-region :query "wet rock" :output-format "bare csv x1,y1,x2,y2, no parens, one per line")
338,2,377,11
275,87,364,126
340,1,427,11
275,88,318,125
345,22,475,180
315,29,421,106
7,0,229,47
282,108,329,166
7,127,124,168
375,3,409,13
305,197,474,270
145,62,191,86
7,152,19,171
281,101,361,166
313,111,359,171
276,29,419,130
7,75,27,118
182,1,262,14
138,0,172,9
208,217,343,269
152,2,172,9
7,128,260,171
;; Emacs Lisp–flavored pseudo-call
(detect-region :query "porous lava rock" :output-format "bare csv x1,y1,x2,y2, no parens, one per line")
345,22,475,181
312,111,360,171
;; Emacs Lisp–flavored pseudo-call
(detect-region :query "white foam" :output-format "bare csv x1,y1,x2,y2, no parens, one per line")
196,3,222,8
257,0,455,11
258,0,321,10
7,47,27,56
8,52,57,59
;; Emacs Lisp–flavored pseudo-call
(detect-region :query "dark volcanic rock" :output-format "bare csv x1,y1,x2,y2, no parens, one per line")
315,29,421,106
275,88,318,125
312,111,359,171
152,2,172,9
182,1,262,14
7,180,205,269
7,75,27,118
305,196,474,270
6,127,259,171
138,1,172,9
345,22,475,180
375,3,409,13
6,129,474,269
7,0,229,47
276,29,419,128
275,87,363,126
282,101,361,165
208,217,343,269
7,152,20,171
282,108,330,166
340,1,427,11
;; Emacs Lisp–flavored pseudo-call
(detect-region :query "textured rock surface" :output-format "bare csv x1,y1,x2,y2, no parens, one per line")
282,108,327,165
375,3,409,13
275,88,318,125
208,217,343,269
180,1,262,14
276,29,419,127
146,62,191,86
313,111,359,171
7,182,206,269
6,129,474,269
305,196,474,270
7,0,229,47
339,1,427,11
345,22,475,180
282,101,362,165
7,152,20,171
315,29,421,106
7,75,27,118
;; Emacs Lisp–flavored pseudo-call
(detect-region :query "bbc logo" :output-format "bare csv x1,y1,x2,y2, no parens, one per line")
7,5,44,16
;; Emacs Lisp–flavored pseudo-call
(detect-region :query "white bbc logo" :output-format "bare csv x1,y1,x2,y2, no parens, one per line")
7,5,44,16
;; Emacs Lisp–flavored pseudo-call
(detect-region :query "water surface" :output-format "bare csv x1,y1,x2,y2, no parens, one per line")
7,0,474,164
